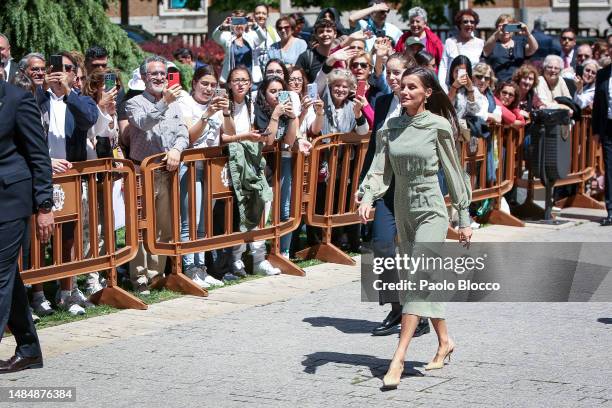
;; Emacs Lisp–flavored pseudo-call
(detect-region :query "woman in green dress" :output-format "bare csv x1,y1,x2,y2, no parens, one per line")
358,66,473,388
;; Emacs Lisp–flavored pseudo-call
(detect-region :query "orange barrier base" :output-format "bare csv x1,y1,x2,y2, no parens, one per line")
154,273,208,297
295,242,356,266
482,208,525,227
267,254,305,276
555,193,606,210
90,286,148,310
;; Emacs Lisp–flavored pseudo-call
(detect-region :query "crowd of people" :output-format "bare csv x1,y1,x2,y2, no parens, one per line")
1,2,611,331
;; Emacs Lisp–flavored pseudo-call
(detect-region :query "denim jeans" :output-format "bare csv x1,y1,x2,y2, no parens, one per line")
279,156,292,254
179,163,206,269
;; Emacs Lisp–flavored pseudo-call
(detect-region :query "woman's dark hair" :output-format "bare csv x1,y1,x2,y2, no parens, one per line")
255,76,287,116
447,54,473,87
227,65,253,121
192,65,218,86
495,80,521,110
415,50,435,67
82,67,123,103
454,9,480,28
264,58,289,82
288,66,308,96
402,66,460,139
11,72,35,95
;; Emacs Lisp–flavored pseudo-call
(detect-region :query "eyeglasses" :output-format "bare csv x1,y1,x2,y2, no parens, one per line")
347,45,365,51
288,77,303,83
266,69,284,76
231,78,250,84
74,76,85,82
91,63,108,69
561,36,575,42
350,62,369,69
277,25,291,31
147,71,166,78
474,74,491,80
462,19,476,25
63,64,75,72
29,67,46,73
500,90,515,97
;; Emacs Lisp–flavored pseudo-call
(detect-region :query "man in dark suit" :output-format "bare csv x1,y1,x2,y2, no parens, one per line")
559,28,578,71
360,89,430,337
0,33,17,83
0,80,54,373
592,63,612,226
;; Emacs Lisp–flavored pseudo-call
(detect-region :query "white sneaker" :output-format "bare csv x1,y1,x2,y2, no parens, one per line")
133,276,150,295
71,288,94,308
57,293,86,316
31,296,54,316
203,274,224,287
30,308,40,324
281,251,290,260
253,260,281,276
186,267,211,289
85,281,104,296
232,260,247,277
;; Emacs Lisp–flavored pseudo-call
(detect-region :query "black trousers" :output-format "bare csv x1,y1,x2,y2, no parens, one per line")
0,217,41,358
602,125,612,216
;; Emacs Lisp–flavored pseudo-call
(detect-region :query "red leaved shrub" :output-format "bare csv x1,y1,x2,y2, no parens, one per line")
139,37,224,73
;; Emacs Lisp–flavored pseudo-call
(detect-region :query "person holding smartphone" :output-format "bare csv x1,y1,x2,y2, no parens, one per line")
176,66,233,288
212,11,267,85
446,55,486,121
483,14,539,82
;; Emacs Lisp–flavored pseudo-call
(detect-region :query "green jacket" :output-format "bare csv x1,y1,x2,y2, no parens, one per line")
228,141,273,231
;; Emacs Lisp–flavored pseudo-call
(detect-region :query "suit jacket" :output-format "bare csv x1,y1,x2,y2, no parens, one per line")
592,64,611,137
36,86,98,162
0,82,53,223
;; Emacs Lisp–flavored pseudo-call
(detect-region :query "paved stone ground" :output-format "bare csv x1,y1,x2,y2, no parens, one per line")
1,206,612,408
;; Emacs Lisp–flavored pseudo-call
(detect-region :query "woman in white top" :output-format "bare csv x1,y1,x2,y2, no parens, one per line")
535,55,573,112
177,66,235,288
574,59,600,110
439,9,485,91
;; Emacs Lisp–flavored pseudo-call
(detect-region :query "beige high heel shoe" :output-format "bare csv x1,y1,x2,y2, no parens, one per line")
424,343,454,371
382,361,404,389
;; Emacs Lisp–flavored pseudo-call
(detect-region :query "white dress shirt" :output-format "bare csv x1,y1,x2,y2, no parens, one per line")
47,90,68,160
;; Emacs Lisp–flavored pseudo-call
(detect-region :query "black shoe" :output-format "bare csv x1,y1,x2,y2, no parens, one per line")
372,310,401,336
413,319,430,337
600,216,612,226
0,355,43,374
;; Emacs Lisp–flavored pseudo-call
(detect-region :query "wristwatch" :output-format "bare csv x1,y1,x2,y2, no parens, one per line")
38,198,54,212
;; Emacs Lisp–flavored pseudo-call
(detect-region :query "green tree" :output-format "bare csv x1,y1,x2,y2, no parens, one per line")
0,0,144,74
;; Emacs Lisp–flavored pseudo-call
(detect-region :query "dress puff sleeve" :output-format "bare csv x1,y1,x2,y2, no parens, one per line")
436,121,472,228
358,128,393,207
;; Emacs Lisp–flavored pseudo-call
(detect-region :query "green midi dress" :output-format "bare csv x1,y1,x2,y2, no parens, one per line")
360,111,472,318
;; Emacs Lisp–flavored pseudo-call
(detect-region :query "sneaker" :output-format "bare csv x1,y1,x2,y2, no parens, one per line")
232,260,247,278
186,266,210,289
253,260,281,276
30,308,41,324
281,251,290,260
31,296,54,317
203,274,224,287
133,276,150,295
85,281,104,296
223,272,240,282
71,288,94,309
57,292,86,316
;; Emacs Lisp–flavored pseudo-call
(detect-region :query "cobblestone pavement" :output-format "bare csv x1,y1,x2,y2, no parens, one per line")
1,210,612,408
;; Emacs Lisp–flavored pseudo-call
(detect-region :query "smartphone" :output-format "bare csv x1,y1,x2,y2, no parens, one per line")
258,128,271,136
307,83,318,101
278,90,290,103
167,72,180,88
504,23,522,33
214,88,227,98
231,17,248,25
50,55,63,73
356,80,367,98
457,68,467,79
104,73,116,92
575,65,584,77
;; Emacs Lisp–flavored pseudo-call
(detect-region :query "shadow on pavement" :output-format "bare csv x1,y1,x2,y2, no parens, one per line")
597,318,612,324
301,351,425,380
302,316,380,334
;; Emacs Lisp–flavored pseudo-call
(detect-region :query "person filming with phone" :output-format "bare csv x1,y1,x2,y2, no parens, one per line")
124,55,189,294
483,14,538,82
